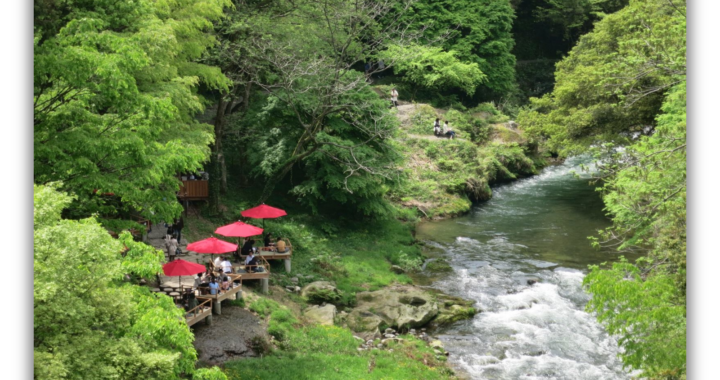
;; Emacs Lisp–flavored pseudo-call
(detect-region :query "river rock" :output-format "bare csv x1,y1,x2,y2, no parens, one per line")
301,281,341,304
527,277,539,285
347,285,439,332
432,293,478,326
391,265,405,274
304,304,337,326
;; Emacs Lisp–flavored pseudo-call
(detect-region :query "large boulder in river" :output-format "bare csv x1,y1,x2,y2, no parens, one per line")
347,285,439,332
304,304,337,326
431,293,478,326
301,281,341,304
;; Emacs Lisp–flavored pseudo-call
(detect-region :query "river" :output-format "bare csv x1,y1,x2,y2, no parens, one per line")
414,156,642,379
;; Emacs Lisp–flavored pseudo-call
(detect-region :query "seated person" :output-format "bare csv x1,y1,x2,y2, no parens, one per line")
245,252,260,272
221,275,231,291
185,292,197,311
443,121,456,139
276,237,288,253
213,255,223,271
193,273,203,290
208,278,220,295
221,257,233,274
264,232,275,247
240,238,255,256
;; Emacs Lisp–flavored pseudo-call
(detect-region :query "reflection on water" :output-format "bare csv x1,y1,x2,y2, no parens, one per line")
416,157,641,380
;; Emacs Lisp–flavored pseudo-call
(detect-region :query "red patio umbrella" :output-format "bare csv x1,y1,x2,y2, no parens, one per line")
241,203,287,228
186,237,238,254
215,221,264,238
162,259,206,286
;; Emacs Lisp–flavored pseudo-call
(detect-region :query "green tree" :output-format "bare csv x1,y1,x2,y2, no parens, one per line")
34,184,197,379
393,0,516,99
34,0,231,223
211,0,417,216
518,0,686,377
380,45,487,97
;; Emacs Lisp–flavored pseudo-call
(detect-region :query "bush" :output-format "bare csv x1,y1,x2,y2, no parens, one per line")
395,251,423,272
249,298,282,318
408,104,438,135
193,367,228,380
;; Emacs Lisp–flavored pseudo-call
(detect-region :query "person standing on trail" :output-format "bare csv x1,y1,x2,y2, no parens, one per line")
173,216,184,243
165,234,178,262
433,118,441,136
390,88,399,108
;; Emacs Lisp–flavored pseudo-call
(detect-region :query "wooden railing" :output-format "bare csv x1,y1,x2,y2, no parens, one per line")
186,298,212,320
196,274,243,298
178,180,209,199
243,256,271,274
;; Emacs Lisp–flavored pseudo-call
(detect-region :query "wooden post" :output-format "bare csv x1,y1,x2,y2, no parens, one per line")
284,259,292,273
212,298,221,315
261,278,269,294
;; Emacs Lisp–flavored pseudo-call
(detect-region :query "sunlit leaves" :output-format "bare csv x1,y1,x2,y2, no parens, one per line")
34,185,197,379
34,0,230,223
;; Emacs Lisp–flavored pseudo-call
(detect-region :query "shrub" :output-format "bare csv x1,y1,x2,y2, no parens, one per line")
395,251,423,272
193,367,228,380
408,104,438,135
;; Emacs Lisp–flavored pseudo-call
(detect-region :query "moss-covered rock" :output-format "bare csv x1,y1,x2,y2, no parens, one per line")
300,281,341,304
430,293,478,326
347,285,439,332
425,258,453,272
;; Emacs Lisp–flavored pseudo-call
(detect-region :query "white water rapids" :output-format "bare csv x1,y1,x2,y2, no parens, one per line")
416,157,642,379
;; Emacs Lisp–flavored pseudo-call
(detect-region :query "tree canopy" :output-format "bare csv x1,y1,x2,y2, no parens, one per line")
34,184,197,379
34,0,231,224
392,0,517,99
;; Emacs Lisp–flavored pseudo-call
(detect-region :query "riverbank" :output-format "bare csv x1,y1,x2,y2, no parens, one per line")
385,99,545,220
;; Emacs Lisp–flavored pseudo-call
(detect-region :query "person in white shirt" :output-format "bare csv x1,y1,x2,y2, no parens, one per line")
444,121,456,139
214,256,223,271
390,88,398,108
221,257,233,274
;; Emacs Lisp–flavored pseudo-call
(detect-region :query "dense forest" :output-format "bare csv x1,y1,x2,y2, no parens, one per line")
34,0,686,379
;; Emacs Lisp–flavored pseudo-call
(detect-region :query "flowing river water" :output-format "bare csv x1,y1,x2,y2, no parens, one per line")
414,156,642,380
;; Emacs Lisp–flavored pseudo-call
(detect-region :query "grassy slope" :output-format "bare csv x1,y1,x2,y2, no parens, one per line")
386,98,544,219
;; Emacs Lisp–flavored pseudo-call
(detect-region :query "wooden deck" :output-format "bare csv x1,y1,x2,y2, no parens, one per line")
240,239,293,261
232,256,271,279
185,299,212,327
178,180,208,200
196,274,244,303
208,258,271,280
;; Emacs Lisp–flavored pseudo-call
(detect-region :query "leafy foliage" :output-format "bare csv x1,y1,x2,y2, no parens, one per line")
193,367,228,380
392,0,517,99
34,0,231,223
382,45,487,96
518,0,686,376
34,185,197,379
